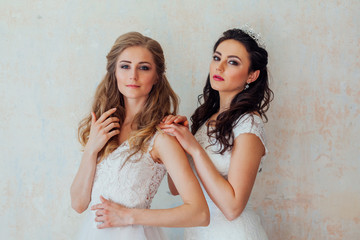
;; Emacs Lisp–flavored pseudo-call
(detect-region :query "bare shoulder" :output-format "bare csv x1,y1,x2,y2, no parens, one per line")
151,132,182,159
154,132,179,147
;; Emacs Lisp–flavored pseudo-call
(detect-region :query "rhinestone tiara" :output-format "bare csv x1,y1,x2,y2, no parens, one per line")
241,24,266,49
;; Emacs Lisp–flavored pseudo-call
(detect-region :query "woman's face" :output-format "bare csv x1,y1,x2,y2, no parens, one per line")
209,39,253,96
115,46,157,103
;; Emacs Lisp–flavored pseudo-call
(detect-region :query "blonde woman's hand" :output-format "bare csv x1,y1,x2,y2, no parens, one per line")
85,108,120,155
161,115,189,128
91,196,133,228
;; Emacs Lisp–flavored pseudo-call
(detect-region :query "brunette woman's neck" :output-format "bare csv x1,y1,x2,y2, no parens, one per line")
218,92,236,114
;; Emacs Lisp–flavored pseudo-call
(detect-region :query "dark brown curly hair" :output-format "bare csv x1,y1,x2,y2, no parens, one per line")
191,28,273,154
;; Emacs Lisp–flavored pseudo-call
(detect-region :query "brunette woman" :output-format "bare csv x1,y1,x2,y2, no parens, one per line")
161,28,273,239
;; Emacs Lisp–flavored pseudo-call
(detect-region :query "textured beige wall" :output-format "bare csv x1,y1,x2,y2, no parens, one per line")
1,0,359,239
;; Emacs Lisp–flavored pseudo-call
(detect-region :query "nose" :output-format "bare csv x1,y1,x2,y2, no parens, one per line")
216,61,225,72
130,68,138,80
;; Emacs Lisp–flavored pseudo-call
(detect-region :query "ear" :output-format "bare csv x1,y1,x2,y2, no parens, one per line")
247,70,260,84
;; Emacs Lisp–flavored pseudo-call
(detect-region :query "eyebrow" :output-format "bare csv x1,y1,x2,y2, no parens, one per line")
119,60,152,65
214,51,242,62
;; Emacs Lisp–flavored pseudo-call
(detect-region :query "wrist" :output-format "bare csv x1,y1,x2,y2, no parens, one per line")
126,208,141,225
83,146,99,159
190,144,204,160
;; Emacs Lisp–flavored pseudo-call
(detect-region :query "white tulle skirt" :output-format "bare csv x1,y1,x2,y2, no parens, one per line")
184,204,268,240
77,211,167,240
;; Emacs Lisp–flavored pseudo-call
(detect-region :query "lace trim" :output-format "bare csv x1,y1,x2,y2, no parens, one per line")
233,114,268,156
194,113,267,176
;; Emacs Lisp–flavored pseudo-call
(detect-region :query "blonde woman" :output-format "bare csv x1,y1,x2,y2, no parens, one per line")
70,32,209,240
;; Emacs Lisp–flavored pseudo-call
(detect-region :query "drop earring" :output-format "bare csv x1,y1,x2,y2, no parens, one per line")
244,83,249,90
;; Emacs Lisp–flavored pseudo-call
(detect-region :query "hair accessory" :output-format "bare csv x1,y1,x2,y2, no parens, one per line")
244,83,250,90
241,24,266,48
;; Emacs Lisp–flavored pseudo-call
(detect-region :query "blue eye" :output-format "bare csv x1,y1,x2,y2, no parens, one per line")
139,65,150,70
213,55,220,61
120,64,130,69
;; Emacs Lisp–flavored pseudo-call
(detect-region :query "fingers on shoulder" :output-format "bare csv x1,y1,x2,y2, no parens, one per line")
162,115,188,125
162,115,175,122
174,115,188,123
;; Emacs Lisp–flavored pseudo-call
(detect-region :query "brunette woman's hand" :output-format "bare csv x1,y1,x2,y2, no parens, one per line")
159,122,200,156
161,115,189,128
85,108,120,155
91,196,133,228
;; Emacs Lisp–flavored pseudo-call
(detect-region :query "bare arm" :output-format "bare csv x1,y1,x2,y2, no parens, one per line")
161,115,188,196
92,132,209,228
191,134,264,220
160,123,264,221
70,148,98,213
70,108,120,213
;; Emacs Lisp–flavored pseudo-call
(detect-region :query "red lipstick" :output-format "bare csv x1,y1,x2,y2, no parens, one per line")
213,75,224,81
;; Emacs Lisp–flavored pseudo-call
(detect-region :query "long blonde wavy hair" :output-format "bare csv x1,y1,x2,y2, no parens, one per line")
78,32,178,162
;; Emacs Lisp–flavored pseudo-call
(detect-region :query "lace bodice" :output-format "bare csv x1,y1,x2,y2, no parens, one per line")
89,132,166,210
77,132,167,239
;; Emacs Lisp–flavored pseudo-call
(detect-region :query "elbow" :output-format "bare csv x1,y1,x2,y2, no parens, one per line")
70,195,89,214
202,210,210,226
70,189,89,213
220,198,248,221
224,212,239,221
71,201,88,214
196,205,210,226
223,207,244,221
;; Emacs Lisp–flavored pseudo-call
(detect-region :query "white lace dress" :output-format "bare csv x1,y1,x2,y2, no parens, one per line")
184,114,268,240
77,132,167,240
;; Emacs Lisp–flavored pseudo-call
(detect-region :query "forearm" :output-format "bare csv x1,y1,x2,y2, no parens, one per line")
71,108,121,213
134,133,209,227
70,148,98,213
130,203,209,227
191,148,248,219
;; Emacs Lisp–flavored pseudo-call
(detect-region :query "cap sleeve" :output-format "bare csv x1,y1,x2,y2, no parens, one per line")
146,130,162,153
233,114,268,156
